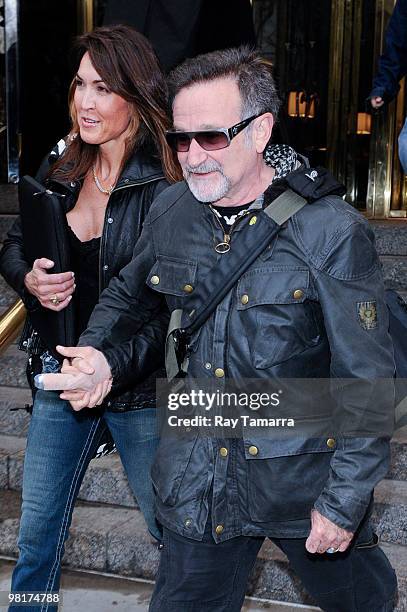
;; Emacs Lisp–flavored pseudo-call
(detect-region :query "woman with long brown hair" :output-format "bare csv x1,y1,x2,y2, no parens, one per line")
0,25,180,610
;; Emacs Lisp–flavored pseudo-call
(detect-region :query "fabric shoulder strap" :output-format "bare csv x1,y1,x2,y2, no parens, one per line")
166,189,307,379
263,188,308,226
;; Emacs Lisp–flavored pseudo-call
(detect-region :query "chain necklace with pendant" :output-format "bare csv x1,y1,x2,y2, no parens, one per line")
92,165,115,196
210,206,251,254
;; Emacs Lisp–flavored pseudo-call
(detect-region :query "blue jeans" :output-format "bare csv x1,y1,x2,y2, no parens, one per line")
398,116,407,173
149,518,397,612
9,390,160,612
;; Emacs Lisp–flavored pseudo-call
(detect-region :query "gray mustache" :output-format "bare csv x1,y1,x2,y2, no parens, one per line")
185,162,223,174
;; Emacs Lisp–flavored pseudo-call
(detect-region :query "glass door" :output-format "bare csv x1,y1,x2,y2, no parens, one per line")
253,0,406,218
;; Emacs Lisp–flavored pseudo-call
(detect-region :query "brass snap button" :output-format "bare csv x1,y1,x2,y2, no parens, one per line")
293,289,304,299
215,524,224,535
248,445,259,456
219,447,228,457
326,438,336,448
183,284,193,293
215,368,225,378
241,294,249,305
151,275,160,285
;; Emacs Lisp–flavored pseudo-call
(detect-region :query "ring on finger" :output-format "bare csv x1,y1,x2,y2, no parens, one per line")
326,547,340,554
50,293,60,305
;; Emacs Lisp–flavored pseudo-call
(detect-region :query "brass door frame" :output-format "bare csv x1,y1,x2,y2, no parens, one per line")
77,0,94,33
328,0,406,218
327,0,364,203
366,0,407,218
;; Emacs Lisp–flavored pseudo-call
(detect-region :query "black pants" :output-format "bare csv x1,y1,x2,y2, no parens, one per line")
149,519,397,611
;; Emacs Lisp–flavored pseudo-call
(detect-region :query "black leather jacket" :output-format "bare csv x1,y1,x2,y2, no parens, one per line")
0,140,170,408
77,165,395,537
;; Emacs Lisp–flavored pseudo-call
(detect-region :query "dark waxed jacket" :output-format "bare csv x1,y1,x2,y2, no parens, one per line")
0,140,170,407
369,0,407,102
78,164,395,538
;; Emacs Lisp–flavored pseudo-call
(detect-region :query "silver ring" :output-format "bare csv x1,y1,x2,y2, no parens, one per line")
326,547,339,554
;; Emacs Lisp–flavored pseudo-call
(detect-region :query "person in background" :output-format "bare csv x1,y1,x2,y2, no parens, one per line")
0,24,180,611
369,0,407,172
103,0,255,72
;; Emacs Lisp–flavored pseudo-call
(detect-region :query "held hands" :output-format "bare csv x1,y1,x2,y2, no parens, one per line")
305,509,354,554
24,258,75,311
35,346,113,411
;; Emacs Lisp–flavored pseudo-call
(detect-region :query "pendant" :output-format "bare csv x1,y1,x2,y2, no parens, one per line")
215,242,231,254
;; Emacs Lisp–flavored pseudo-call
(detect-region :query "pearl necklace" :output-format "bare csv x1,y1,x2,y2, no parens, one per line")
92,165,115,195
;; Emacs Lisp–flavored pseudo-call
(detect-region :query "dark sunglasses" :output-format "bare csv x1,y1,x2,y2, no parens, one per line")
165,114,262,152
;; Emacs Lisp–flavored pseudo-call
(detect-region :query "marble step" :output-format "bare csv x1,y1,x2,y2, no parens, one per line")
0,488,405,610
371,220,407,257
0,346,29,389
0,387,31,437
0,432,138,509
0,274,19,310
380,255,407,291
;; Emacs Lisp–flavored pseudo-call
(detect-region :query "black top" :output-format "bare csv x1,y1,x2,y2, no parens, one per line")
67,225,101,339
211,202,252,233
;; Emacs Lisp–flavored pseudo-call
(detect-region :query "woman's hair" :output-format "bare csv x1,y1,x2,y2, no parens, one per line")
51,25,181,183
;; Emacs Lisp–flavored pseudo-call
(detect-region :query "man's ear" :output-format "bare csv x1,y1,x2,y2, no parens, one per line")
254,113,274,153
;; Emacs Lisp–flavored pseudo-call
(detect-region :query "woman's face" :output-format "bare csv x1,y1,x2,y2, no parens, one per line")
74,52,132,147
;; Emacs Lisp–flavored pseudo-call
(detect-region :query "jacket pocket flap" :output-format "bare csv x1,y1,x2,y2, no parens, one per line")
146,256,197,297
237,267,309,309
151,435,198,505
243,436,338,459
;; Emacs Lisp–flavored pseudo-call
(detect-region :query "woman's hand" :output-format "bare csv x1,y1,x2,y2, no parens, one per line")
24,258,75,311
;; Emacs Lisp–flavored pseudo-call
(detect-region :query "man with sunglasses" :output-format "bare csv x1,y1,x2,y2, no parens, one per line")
39,46,397,611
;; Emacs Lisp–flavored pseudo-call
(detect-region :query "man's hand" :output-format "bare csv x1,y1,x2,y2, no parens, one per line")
370,96,384,109
35,345,112,411
24,258,75,311
305,509,354,554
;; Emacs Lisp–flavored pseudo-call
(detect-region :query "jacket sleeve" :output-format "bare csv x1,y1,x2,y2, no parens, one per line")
310,219,395,532
0,213,40,311
369,0,407,102
78,213,166,386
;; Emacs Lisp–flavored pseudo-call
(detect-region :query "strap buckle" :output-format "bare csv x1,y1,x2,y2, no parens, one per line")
173,328,190,370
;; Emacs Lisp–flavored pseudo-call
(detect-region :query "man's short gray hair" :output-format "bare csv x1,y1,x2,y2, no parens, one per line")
168,46,281,121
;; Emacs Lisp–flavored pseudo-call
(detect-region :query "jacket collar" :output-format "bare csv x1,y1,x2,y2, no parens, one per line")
47,144,164,194
114,147,164,189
